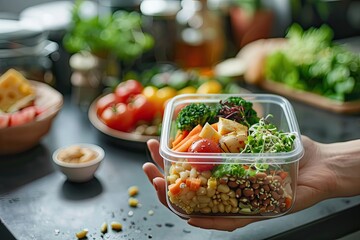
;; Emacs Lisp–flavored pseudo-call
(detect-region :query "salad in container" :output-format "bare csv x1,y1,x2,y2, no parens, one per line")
160,94,304,218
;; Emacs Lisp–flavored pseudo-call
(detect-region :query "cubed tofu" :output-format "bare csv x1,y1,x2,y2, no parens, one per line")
218,117,248,135
199,122,221,142
219,132,247,153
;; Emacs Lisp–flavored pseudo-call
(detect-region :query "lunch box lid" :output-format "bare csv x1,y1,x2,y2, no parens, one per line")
160,94,305,164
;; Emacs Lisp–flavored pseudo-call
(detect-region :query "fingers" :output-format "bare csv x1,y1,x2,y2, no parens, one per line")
142,163,168,208
153,177,168,207
142,162,164,183
146,138,260,231
147,139,164,169
188,217,258,231
299,135,314,168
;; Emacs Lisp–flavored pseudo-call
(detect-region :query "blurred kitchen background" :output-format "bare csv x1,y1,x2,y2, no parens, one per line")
0,0,359,97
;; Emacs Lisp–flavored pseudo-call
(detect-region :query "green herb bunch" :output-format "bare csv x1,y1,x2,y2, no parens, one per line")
63,0,154,62
265,23,360,102
241,115,296,153
212,163,269,178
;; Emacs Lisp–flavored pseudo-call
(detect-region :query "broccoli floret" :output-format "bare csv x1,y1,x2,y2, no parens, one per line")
176,103,217,131
217,97,259,127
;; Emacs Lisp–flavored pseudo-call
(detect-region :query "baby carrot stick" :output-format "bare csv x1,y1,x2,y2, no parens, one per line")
172,135,201,152
172,125,202,149
172,130,189,148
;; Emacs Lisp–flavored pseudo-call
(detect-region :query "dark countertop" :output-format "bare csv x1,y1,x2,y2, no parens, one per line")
1,91,360,240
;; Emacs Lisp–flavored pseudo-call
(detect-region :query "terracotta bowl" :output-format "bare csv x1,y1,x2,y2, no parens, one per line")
88,96,159,151
0,81,63,155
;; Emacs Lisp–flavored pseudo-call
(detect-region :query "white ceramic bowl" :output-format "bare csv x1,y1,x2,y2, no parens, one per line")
52,143,105,182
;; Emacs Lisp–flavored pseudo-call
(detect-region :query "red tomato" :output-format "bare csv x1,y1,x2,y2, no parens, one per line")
114,80,143,103
100,103,135,132
188,139,222,171
130,94,156,122
0,114,10,128
96,93,117,116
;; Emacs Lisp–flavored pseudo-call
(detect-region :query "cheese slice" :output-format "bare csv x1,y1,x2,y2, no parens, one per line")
218,117,248,135
0,69,36,112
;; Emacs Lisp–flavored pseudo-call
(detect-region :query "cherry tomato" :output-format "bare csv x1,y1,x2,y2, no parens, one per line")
142,86,162,114
156,86,177,114
188,139,222,171
130,94,156,122
114,80,143,103
96,93,117,116
177,86,197,95
100,103,135,132
196,80,222,94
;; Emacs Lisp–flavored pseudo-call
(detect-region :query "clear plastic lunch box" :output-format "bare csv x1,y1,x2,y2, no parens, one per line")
160,94,304,218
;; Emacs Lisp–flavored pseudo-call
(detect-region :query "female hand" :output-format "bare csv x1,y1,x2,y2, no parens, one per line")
143,135,359,231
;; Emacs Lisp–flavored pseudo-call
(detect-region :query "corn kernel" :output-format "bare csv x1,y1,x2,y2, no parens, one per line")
128,197,139,207
100,222,107,233
111,222,122,231
128,186,139,197
76,229,88,239
207,177,218,189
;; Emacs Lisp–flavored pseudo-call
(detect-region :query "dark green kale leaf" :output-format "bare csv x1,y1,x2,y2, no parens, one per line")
217,96,259,127
176,103,217,131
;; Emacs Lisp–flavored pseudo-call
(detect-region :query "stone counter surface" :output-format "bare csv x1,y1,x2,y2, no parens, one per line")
1,93,360,240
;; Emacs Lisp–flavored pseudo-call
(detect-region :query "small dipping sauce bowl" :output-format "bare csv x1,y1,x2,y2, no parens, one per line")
52,143,105,182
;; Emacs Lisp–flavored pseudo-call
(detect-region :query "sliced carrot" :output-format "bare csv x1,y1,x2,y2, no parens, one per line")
285,197,292,209
168,178,183,195
173,135,201,152
186,178,201,191
211,122,218,131
171,130,189,148
172,124,202,150
278,171,288,180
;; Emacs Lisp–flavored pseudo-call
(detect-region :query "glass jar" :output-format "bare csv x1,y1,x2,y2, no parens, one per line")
69,52,103,109
0,19,58,86
140,0,181,62
174,0,225,69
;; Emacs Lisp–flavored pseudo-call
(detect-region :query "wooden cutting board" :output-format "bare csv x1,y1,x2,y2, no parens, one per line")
260,80,360,114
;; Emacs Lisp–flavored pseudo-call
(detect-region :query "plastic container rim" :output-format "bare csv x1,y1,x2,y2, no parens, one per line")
160,93,304,164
